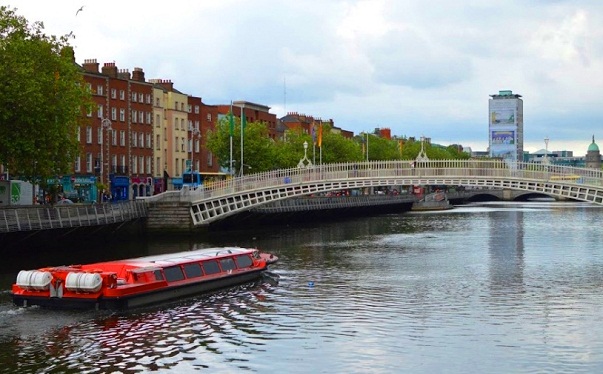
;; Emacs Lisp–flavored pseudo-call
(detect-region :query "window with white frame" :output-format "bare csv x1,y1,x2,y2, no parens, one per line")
194,121,199,131
111,88,116,99
86,126,92,144
120,155,126,172
147,156,152,174
156,134,161,150
206,113,212,122
132,131,138,147
119,108,125,122
146,94,151,104
156,114,161,127
97,105,103,118
187,104,191,113
120,130,126,146
188,120,192,130
111,107,117,121
76,127,81,142
181,119,185,130
132,110,137,123
139,133,144,148
86,153,92,172
147,112,152,124
111,154,117,171
139,93,144,102
194,105,199,114
156,157,161,175
195,138,199,152
97,128,102,144
112,130,117,146
139,156,145,174
74,156,81,173
97,85,103,96
146,133,152,148
132,92,137,102
155,97,160,106
132,156,138,174
139,111,144,123
119,90,125,100
87,83,92,92
208,151,213,167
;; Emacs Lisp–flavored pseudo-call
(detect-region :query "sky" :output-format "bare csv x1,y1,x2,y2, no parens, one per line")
7,0,603,155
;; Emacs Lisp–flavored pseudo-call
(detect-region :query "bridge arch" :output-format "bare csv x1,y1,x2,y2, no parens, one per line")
141,160,603,226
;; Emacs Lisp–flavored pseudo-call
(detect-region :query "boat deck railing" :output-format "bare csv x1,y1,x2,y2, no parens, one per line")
0,201,148,233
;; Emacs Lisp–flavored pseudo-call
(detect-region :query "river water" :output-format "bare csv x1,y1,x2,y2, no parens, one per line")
1,201,603,373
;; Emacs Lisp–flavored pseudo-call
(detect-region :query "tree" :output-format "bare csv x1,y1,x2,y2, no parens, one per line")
0,6,92,184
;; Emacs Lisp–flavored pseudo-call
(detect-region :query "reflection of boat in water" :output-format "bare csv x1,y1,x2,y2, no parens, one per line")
412,191,453,211
12,247,278,310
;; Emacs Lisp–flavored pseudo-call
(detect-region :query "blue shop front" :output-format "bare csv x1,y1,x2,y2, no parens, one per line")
110,175,130,201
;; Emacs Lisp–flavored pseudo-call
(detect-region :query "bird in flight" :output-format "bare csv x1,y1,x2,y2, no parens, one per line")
76,6,84,16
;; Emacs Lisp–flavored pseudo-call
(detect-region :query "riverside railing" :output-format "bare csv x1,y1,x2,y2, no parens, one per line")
0,200,148,233
141,159,603,204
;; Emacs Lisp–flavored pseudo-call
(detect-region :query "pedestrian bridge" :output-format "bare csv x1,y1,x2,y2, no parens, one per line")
141,160,603,226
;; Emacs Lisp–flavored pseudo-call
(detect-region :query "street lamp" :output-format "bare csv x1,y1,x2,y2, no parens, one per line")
189,125,200,172
297,140,313,168
101,118,112,186
543,136,550,164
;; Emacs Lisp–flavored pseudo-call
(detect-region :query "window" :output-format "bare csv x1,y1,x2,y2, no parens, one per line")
206,113,212,122
111,155,117,172
112,130,117,146
181,103,184,111
208,151,213,167
139,93,144,102
220,258,236,271
175,101,178,110
119,108,125,122
194,121,200,131
235,255,253,268
147,112,152,124
154,270,164,281
156,134,161,150
187,104,191,113
139,156,144,174
132,110,137,123
188,120,192,131
139,111,144,123
181,138,185,152
164,266,185,282
119,90,125,100
175,158,179,175
120,155,126,172
86,126,92,144
97,128,102,144
175,137,178,152
132,131,137,147
156,114,161,127
181,119,185,130
97,85,103,95
87,107,92,117
146,94,151,104
111,107,117,121
120,130,126,146
147,156,152,174
86,153,92,172
194,139,199,153
97,105,103,119
132,156,137,174
139,133,144,148
111,88,116,99
76,127,81,142
194,105,199,114
146,133,152,148
74,156,81,173
155,97,160,106
156,157,161,174
132,92,137,102
183,263,203,278
202,261,220,275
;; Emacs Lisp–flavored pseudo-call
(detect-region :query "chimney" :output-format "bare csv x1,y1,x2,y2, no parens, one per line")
118,69,130,80
82,59,99,73
61,46,75,63
149,79,174,91
101,62,118,78
132,67,145,82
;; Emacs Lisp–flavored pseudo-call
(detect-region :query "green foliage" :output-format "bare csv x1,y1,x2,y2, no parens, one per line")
0,6,92,182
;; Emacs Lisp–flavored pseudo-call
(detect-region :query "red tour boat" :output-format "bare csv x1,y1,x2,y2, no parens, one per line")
12,247,278,310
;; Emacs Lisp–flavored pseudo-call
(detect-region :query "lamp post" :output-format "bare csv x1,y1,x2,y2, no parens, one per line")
297,141,313,168
189,125,200,172
101,118,112,188
543,136,550,164
366,133,369,162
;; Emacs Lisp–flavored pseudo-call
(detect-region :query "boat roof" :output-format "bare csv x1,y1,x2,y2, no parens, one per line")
95,247,256,268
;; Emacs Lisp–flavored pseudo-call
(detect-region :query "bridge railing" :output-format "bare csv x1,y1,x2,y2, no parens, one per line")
140,160,603,204
0,201,148,233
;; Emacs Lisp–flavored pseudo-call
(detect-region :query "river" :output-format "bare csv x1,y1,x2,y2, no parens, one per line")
1,201,603,373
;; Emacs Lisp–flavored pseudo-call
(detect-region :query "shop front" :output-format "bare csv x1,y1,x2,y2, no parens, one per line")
131,177,153,198
110,175,130,201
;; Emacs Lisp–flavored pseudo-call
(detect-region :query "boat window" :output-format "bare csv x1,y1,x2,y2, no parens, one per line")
235,255,252,268
202,260,221,275
184,263,203,278
164,266,185,282
220,258,236,271
154,270,164,281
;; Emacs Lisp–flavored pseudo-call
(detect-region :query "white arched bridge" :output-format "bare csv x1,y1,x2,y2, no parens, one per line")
141,160,603,226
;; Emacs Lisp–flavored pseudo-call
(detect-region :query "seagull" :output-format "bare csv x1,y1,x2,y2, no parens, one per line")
76,6,84,16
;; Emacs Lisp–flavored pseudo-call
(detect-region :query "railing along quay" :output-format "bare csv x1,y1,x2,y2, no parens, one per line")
0,201,148,233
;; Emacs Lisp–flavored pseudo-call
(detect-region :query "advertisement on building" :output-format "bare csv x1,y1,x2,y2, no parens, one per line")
489,100,516,126
490,129,517,161
491,130,515,145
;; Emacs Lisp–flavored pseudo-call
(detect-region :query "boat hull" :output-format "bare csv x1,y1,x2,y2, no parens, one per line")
13,269,265,310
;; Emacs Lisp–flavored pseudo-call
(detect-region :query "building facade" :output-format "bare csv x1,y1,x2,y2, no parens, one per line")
489,90,523,161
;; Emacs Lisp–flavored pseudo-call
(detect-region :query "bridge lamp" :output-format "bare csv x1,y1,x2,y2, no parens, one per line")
544,136,550,164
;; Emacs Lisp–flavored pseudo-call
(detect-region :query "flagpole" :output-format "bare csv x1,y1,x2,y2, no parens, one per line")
229,101,233,176
240,105,244,177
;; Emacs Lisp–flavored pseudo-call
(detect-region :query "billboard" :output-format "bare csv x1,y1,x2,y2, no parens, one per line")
489,100,516,126
491,130,515,145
